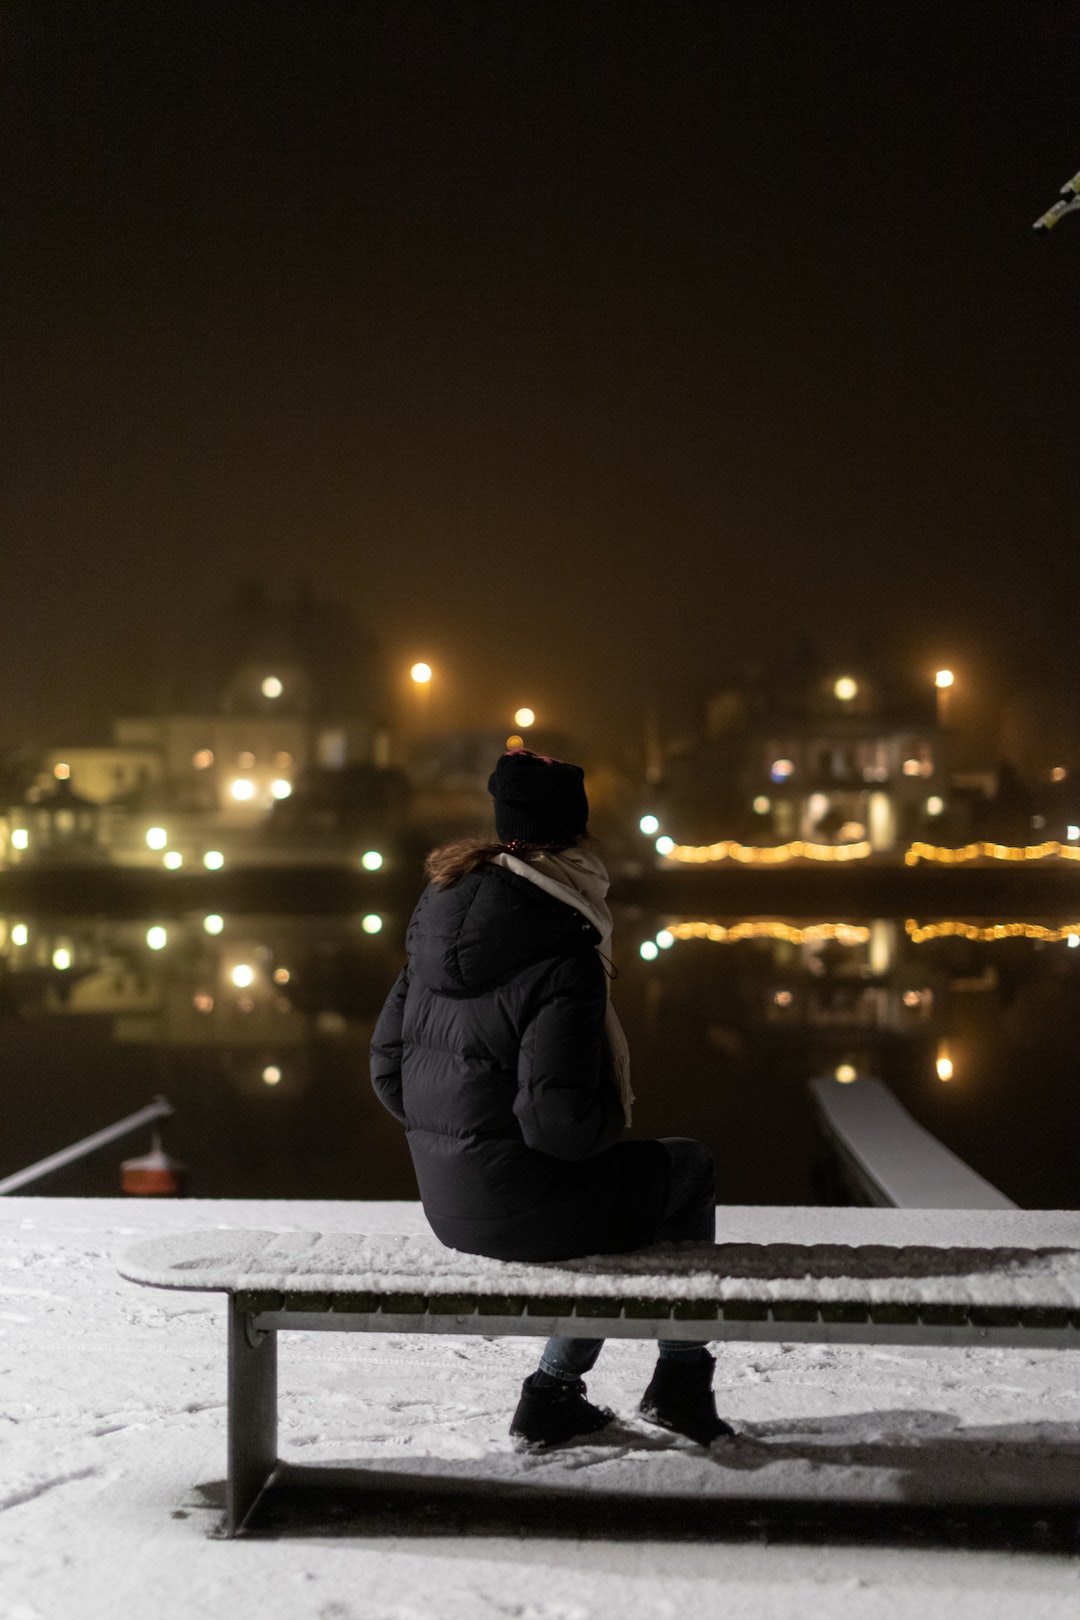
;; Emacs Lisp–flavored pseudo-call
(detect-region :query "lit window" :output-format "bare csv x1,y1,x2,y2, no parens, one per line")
193,749,214,770
902,759,922,777
261,677,283,699
838,821,866,841
902,990,923,1007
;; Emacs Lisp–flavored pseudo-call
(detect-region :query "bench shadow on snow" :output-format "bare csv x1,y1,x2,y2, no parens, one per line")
209,1411,1080,1551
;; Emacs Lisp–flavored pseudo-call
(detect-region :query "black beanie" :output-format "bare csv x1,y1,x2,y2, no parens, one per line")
487,749,589,846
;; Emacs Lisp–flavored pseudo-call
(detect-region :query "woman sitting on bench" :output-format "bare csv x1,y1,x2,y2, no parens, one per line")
370,748,731,1451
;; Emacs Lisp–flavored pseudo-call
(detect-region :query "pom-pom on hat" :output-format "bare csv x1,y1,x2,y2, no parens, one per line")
488,749,589,847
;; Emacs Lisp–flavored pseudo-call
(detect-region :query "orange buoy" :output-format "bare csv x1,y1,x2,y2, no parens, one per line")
121,1132,188,1197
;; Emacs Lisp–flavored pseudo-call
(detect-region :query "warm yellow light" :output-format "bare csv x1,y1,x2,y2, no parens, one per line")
54,762,71,780
837,821,866,842
270,778,292,800
236,751,256,769
506,735,524,750
231,964,255,988
146,927,168,951
410,662,432,685
906,917,1080,943
193,992,214,1014
663,921,870,947
230,778,255,802
925,797,944,817
146,826,168,850
261,1065,283,1086
163,851,183,870
362,914,383,935
935,669,954,689
261,676,283,699
752,796,771,814
12,923,29,947
936,1046,954,1082
1051,767,1067,783
835,1064,858,1084
11,829,29,850
203,914,224,935
514,707,536,728
361,850,383,871
272,967,290,984
193,749,214,769
833,677,857,702
52,946,72,971
203,850,225,870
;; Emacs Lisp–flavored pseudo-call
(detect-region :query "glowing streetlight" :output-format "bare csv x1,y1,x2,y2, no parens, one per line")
833,676,857,702
261,1065,282,1086
146,826,168,850
203,850,225,870
935,669,955,689
361,850,383,871
640,940,659,961
230,778,255,802
11,829,28,850
261,676,283,699
231,964,255,988
514,707,535,728
410,662,432,685
639,814,660,836
362,914,383,935
203,914,224,935
163,850,183,869
270,778,292,799
835,1063,857,1084
52,946,72,971
146,927,168,951
936,1043,954,1082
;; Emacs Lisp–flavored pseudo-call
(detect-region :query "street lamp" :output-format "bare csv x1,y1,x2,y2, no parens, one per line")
935,668,954,727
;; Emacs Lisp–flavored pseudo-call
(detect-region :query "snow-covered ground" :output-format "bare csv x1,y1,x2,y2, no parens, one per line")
3,1197,1079,1620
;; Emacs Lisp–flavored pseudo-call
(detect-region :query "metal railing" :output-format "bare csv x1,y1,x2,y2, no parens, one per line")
0,1097,174,1195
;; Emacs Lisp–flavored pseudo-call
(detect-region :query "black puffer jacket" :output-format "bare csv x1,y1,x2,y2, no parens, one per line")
370,862,668,1261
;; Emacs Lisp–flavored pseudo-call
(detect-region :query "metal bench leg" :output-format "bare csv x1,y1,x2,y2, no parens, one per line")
226,1300,278,1536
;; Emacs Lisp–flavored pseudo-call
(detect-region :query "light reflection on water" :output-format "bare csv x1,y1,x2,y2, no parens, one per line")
0,909,1077,1208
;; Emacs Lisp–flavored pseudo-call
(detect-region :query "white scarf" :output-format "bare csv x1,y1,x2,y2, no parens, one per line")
491,846,634,1125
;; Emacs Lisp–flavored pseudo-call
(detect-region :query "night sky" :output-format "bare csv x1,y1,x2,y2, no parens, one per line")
2,1,1078,754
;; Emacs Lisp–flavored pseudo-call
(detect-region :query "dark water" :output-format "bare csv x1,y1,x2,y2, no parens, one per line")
0,904,1077,1208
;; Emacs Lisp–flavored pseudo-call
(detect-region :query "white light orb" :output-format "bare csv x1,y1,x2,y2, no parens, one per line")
192,748,214,769
12,923,28,947
833,676,857,702
655,836,675,857
203,914,224,936
935,669,954,689
639,814,660,836
752,795,771,815
1068,935,1080,949
261,676,283,699
54,762,71,780
203,850,225,870
146,826,168,850
925,796,944,817
1068,826,1080,843
656,930,675,950
230,778,255,802
11,829,28,850
639,940,659,961
270,778,292,800
410,662,432,685
361,850,384,871
146,927,168,951
514,707,535,728
835,1063,858,1084
163,850,183,869
261,1065,283,1086
362,914,383,935
231,964,255,988
52,946,72,971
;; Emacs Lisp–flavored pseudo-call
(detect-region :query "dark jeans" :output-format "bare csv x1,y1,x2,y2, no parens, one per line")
537,1136,715,1383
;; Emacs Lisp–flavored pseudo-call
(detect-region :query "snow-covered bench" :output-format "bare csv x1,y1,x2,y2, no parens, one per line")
119,1209,1080,1536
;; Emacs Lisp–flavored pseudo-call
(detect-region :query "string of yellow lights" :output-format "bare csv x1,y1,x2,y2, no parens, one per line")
904,918,1080,943
655,837,1080,866
663,920,871,946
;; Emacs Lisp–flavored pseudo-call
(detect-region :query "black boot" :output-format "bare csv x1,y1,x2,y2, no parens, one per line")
639,1351,733,1446
509,1374,615,1452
